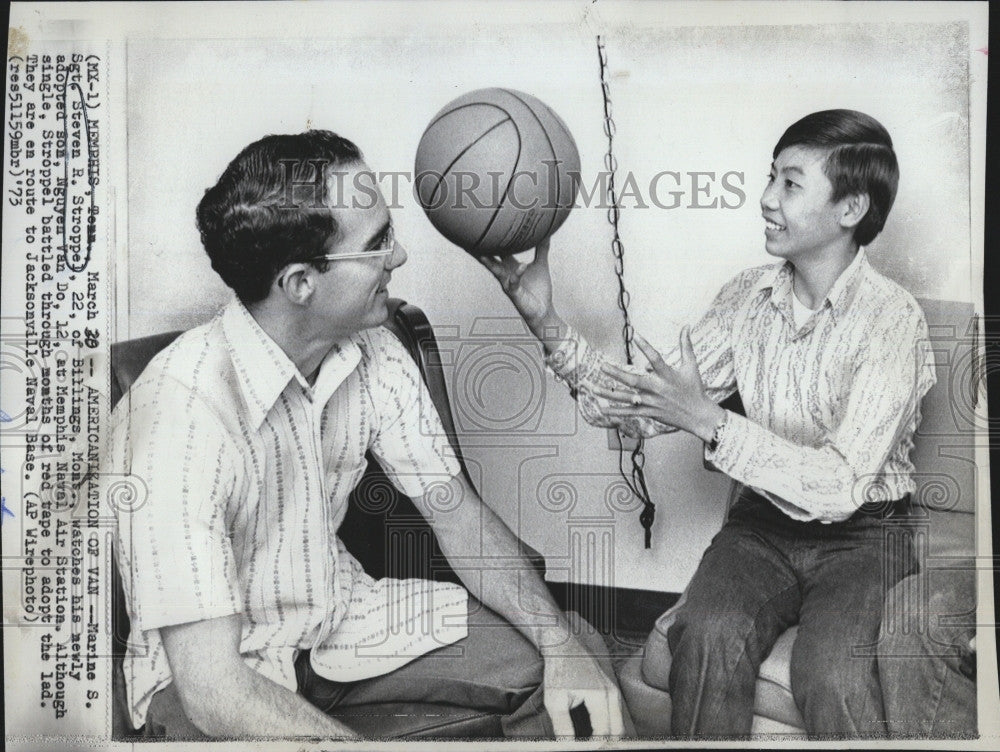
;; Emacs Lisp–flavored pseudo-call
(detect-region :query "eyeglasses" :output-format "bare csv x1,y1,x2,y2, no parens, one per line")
304,224,396,262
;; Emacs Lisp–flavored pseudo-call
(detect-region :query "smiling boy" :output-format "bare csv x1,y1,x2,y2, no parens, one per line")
482,110,935,737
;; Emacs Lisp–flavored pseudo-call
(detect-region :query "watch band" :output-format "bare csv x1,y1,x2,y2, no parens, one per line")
707,411,728,452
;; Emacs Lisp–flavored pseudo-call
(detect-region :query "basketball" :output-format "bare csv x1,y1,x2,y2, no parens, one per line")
414,88,581,257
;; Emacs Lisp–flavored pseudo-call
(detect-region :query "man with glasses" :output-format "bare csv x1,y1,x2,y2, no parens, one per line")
105,131,627,740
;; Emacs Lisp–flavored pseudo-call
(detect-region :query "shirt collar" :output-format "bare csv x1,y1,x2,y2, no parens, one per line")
221,299,362,428
824,246,868,322
757,247,869,327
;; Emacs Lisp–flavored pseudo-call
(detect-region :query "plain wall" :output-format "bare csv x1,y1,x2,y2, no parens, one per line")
124,19,973,592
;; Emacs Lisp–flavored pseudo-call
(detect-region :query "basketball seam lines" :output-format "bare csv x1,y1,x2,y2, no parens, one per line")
470,116,522,253
427,115,514,208
504,89,562,242
544,111,580,229
419,100,511,206
423,99,509,133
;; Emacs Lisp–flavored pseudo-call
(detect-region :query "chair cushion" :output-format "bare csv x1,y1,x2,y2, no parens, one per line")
754,626,805,729
110,331,182,406
642,613,806,733
617,650,672,736
910,299,976,517
640,608,675,691
750,715,808,736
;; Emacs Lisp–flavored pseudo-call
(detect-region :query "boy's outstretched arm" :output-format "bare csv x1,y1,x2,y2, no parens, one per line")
478,238,568,349
596,308,936,522
478,238,738,438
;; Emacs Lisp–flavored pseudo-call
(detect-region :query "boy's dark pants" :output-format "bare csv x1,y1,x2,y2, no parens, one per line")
879,565,977,737
666,488,917,738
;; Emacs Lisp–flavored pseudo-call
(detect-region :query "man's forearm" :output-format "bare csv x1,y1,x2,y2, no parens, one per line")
417,475,627,738
185,662,357,739
424,475,577,653
161,614,357,739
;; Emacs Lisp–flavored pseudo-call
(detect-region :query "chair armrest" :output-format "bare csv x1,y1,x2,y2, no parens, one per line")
109,331,183,407
383,299,546,576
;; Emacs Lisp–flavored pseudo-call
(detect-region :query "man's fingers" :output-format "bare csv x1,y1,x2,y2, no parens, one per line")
508,261,529,285
499,256,520,273
607,690,626,737
478,255,523,291
545,693,576,737
494,256,522,289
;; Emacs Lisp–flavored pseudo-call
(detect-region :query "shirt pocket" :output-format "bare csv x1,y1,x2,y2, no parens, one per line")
325,452,369,504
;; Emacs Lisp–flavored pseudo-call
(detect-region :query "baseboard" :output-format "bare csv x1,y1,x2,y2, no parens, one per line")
546,582,679,641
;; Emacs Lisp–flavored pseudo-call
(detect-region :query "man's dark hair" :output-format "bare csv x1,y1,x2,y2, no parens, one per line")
196,130,363,304
773,110,899,247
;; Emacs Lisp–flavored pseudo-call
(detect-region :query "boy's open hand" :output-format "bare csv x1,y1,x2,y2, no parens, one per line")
591,328,723,442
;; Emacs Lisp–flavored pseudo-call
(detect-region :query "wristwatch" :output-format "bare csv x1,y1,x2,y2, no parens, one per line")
707,411,728,452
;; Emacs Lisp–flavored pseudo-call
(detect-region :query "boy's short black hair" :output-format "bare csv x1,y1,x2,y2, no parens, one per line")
774,110,899,247
196,130,363,304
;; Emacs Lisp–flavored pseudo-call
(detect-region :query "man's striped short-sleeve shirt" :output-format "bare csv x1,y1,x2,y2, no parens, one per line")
106,300,467,729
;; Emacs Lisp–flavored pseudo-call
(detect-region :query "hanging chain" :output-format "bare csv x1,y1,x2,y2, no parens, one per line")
597,36,656,549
